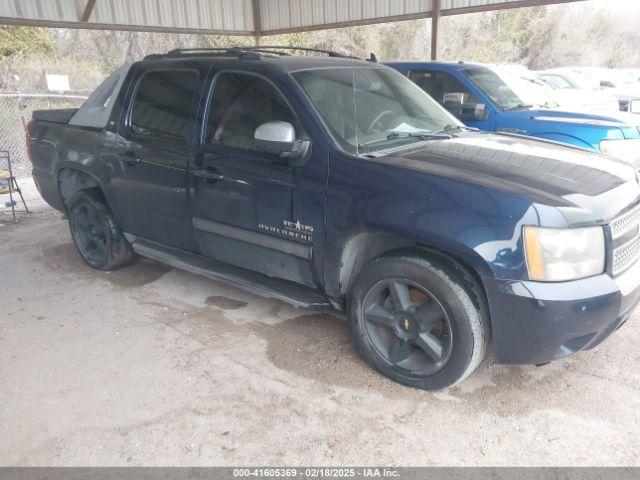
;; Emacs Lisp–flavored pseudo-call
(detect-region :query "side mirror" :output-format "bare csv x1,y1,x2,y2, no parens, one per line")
460,102,487,121
629,99,640,114
600,80,615,88
441,92,487,121
254,121,310,162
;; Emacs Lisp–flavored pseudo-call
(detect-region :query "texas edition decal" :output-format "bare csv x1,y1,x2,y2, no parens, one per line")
258,220,314,243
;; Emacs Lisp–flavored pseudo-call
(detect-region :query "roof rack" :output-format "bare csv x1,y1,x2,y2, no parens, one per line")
246,46,353,58
144,45,358,61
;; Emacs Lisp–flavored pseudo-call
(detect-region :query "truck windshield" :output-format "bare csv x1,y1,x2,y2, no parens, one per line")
464,65,551,111
292,67,460,154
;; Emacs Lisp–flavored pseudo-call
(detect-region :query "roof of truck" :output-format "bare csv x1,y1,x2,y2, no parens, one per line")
147,55,381,72
141,47,383,73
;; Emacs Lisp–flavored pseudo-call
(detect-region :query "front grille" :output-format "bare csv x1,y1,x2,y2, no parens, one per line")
612,235,640,275
610,203,640,239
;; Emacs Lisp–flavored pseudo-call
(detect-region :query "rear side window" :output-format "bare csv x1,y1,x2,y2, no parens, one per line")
205,72,302,150
130,70,199,142
69,63,132,129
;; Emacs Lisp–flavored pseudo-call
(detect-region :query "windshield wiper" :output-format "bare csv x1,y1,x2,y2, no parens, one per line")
431,123,470,134
504,103,534,111
387,131,452,140
358,131,451,149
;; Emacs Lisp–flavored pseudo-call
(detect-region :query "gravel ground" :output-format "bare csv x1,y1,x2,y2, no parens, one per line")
1,179,640,466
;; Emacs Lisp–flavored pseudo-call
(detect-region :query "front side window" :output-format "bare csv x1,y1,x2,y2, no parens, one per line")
205,72,302,151
463,66,527,111
130,70,199,142
292,67,460,154
409,70,482,120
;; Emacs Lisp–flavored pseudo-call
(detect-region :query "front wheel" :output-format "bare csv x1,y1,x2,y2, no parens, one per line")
68,190,135,271
348,254,489,390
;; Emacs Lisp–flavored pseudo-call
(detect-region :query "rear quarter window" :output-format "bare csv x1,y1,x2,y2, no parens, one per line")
130,70,199,142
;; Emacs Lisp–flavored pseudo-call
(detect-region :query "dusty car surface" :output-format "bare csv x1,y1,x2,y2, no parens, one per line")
28,47,640,390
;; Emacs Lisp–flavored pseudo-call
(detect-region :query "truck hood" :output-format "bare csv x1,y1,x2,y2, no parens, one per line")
527,108,637,133
501,108,639,140
606,85,640,100
378,132,640,224
547,89,620,115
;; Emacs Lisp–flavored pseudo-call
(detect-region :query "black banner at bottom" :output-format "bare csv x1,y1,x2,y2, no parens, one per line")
0,468,638,480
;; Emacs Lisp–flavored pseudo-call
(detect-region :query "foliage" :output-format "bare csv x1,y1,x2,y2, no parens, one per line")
0,1,638,92
0,26,53,57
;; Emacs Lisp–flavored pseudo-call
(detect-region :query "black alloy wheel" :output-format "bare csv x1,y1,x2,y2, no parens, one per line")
70,203,109,266
68,189,135,271
362,278,453,375
348,254,489,390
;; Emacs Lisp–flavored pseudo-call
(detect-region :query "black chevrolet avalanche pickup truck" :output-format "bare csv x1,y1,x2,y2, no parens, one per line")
28,47,640,390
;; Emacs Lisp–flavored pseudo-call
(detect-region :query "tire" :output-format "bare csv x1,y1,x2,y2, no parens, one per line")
68,189,135,271
348,254,489,390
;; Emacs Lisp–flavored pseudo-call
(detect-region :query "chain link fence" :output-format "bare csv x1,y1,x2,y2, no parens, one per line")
0,93,87,178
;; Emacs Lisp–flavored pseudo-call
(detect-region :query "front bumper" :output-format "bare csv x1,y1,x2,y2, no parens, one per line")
485,258,640,364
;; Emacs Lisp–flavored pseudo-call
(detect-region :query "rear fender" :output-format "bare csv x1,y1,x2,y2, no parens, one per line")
57,167,104,211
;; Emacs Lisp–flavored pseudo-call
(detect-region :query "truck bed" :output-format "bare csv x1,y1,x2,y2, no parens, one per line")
32,108,78,124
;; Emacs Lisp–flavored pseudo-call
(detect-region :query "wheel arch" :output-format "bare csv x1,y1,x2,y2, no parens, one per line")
57,167,106,211
337,232,493,332
340,233,491,291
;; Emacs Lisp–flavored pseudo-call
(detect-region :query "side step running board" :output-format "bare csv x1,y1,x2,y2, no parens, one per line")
130,238,333,310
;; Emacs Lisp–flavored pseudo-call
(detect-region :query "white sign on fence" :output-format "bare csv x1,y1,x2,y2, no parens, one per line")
45,74,70,93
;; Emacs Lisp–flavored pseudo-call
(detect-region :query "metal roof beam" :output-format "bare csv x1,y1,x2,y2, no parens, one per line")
0,0,589,38
0,16,253,36
431,0,440,61
441,0,587,17
252,0,261,46
259,0,587,36
260,11,435,37
80,0,97,22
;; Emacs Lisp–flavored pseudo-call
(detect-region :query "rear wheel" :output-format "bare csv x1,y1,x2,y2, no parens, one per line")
348,254,488,390
68,190,135,271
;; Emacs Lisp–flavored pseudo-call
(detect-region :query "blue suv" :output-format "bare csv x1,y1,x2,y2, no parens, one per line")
388,61,640,166
28,48,640,390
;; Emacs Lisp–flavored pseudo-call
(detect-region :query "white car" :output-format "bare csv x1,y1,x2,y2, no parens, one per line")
541,67,640,115
495,65,619,115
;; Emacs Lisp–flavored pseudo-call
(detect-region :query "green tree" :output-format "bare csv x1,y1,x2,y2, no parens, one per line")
0,26,53,57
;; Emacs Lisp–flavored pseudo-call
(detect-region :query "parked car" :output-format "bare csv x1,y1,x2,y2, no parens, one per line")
501,65,621,114
388,61,640,165
28,47,640,390
541,67,640,115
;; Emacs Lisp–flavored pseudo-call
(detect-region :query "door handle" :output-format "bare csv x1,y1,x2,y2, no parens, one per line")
192,169,224,181
124,151,141,166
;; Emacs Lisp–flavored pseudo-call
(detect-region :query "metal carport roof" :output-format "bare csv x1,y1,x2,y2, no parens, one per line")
0,0,586,59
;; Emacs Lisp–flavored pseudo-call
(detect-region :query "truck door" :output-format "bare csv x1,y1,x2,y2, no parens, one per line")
190,70,325,288
408,70,495,131
109,64,205,252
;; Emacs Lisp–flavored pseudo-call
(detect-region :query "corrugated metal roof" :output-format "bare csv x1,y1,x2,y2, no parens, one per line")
91,0,254,32
0,0,255,34
0,0,585,36
442,0,528,11
259,0,434,32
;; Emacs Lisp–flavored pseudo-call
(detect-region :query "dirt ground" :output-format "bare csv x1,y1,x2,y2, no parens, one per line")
1,179,640,467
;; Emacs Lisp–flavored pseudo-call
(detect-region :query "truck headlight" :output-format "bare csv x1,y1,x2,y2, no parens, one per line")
630,100,640,114
599,139,640,165
523,226,605,282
